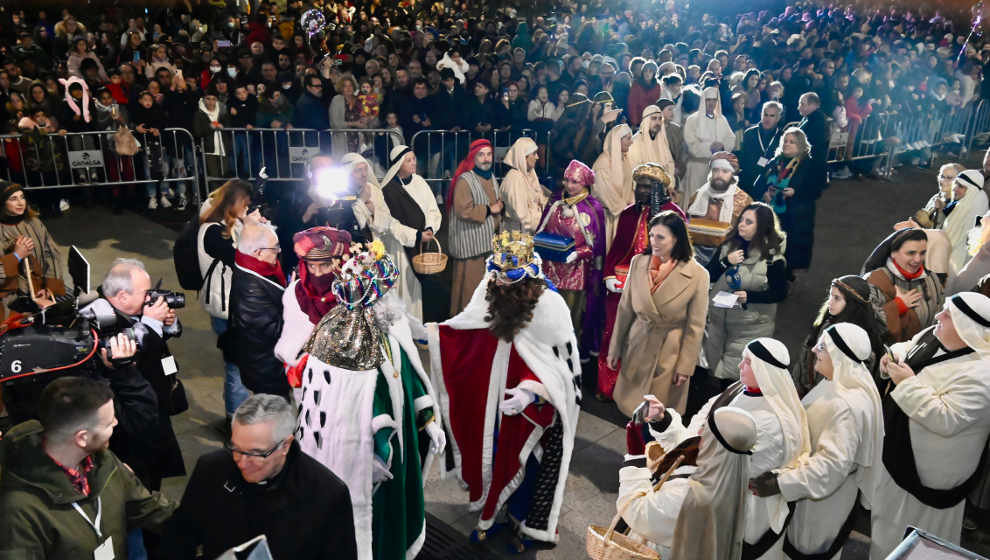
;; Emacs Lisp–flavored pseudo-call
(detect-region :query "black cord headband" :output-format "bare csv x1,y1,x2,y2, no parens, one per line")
708,411,753,455
747,340,789,369
826,326,863,364
951,294,990,328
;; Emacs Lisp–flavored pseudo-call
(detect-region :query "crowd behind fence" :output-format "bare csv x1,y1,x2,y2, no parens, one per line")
2,105,987,207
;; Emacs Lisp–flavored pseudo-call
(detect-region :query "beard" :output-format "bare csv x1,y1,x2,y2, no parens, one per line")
710,177,731,193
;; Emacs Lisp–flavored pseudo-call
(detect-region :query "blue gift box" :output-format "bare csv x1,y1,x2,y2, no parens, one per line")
533,232,575,262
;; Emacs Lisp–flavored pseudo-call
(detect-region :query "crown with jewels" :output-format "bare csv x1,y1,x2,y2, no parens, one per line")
487,231,543,283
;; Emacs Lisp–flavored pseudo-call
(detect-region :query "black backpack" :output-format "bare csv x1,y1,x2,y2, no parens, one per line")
173,218,204,291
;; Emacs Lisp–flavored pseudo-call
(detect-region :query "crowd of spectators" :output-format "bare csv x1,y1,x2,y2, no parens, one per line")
0,0,987,213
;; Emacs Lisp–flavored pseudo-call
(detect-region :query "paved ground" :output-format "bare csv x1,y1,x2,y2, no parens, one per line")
35,153,990,559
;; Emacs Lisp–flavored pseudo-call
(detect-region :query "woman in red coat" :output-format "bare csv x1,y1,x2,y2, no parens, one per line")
626,61,662,128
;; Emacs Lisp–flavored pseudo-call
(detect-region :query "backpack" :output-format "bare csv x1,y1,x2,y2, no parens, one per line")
174,218,205,291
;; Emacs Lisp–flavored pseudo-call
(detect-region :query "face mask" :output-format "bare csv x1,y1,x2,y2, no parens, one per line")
227,68,238,78
210,66,221,73
282,83,292,90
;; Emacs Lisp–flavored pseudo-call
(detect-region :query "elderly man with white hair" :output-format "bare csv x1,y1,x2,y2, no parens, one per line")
682,86,735,208
644,337,810,560
229,222,288,398
871,292,990,558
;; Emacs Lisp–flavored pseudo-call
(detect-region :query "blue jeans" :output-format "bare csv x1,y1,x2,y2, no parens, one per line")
211,316,250,416
127,528,147,560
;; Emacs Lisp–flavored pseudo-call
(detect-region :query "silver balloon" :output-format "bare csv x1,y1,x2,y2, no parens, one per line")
300,9,326,37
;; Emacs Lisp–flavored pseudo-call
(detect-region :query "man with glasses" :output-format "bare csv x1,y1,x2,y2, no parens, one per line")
228,223,289,397
165,394,357,559
292,75,330,131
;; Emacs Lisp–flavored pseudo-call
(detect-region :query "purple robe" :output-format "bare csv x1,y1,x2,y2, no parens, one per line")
538,191,606,357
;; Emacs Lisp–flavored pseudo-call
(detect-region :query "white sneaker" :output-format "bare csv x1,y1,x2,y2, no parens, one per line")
148,197,158,210
177,195,188,211
59,199,71,212
160,195,172,209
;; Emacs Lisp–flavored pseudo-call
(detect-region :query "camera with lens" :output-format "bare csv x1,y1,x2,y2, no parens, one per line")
146,289,186,309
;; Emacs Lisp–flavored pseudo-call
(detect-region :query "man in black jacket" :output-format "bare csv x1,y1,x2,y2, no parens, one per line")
228,223,288,397
739,101,783,194
797,92,828,191
165,394,357,560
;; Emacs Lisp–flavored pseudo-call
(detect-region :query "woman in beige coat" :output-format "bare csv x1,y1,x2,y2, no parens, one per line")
607,211,709,416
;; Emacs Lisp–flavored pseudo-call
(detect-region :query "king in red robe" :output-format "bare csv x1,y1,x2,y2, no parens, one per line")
427,232,581,550
598,163,685,399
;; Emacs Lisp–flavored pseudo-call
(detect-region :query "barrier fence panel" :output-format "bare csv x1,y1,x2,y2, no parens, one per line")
0,128,201,207
409,128,553,201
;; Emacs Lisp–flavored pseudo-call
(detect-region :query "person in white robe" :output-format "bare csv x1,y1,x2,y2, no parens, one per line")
628,105,678,193
941,170,989,274
501,137,550,234
617,406,758,559
379,145,443,321
682,87,735,209
749,323,884,560
646,337,811,560
870,292,990,559
592,124,634,251
342,152,393,240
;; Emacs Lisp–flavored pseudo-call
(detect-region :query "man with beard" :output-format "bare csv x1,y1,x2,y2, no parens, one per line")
447,139,502,315
627,102,684,193
687,156,753,265
598,163,685,400
740,101,783,194
682,87,735,209
0,376,176,559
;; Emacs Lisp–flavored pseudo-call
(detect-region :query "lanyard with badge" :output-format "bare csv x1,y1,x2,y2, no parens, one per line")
756,127,779,168
73,497,114,559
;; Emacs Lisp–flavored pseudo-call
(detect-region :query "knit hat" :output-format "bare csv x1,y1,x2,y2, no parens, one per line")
0,180,23,206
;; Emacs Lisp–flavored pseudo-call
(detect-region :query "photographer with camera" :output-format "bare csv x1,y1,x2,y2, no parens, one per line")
81,258,186,492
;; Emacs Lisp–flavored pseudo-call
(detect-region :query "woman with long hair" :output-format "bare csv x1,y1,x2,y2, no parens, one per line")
198,179,258,421
755,127,818,274
607,210,709,415
704,202,788,388
793,275,884,394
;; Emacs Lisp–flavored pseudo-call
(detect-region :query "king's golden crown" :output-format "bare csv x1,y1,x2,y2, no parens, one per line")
491,231,536,270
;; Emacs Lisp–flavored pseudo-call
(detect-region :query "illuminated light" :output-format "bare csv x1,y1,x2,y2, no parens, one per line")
312,167,354,202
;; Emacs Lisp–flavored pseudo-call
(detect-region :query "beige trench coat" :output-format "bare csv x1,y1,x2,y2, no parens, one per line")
608,254,709,416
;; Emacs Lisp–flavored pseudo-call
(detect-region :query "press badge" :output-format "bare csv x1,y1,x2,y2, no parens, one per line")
94,536,114,559
161,355,178,376
757,157,769,168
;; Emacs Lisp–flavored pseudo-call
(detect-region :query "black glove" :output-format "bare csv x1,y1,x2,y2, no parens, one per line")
749,471,781,497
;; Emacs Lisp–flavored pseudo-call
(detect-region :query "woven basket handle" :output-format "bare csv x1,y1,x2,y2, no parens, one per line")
419,238,443,255
604,455,685,544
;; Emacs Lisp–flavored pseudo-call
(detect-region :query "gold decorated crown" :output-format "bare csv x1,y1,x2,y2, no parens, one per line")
490,231,537,271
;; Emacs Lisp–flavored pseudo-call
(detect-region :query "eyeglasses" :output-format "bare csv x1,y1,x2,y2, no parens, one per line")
938,174,957,181
308,83,323,89
225,438,285,459
261,246,282,253
814,341,827,353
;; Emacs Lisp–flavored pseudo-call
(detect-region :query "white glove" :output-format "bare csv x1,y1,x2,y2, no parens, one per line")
425,421,446,455
500,387,535,416
372,457,393,483
565,251,578,264
605,277,622,293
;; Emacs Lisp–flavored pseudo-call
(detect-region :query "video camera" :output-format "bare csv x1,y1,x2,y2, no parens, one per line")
0,248,169,384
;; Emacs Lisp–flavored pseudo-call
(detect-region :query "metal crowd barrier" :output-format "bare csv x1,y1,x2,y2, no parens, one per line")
409,128,554,199
0,127,201,207
197,127,402,191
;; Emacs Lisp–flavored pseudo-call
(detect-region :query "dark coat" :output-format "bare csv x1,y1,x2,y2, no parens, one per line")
163,442,357,560
754,155,817,270
0,420,176,560
292,91,330,130
228,263,288,397
798,108,829,182
192,109,233,155
739,124,781,194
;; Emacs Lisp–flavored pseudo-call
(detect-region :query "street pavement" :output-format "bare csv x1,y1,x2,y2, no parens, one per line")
37,156,990,559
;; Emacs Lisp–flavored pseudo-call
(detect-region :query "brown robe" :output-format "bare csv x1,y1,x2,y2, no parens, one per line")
449,175,501,315
609,253,709,416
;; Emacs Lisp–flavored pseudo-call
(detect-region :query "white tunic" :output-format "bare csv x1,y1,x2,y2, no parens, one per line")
617,464,697,557
651,392,787,560
778,380,866,559
681,111,735,208
869,339,990,559
273,278,315,368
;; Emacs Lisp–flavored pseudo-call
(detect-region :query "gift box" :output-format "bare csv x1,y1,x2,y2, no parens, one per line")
534,232,575,262
687,218,733,247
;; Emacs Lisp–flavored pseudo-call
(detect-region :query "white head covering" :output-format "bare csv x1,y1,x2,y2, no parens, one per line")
641,104,661,120
436,51,467,84
381,144,414,186
701,86,723,119
944,170,989,272
947,292,990,355
670,406,757,560
503,136,541,193
340,152,381,190
819,323,885,509
743,337,811,532
592,124,634,216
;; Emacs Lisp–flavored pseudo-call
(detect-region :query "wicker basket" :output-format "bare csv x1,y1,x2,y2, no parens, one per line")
586,491,660,560
412,239,448,275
